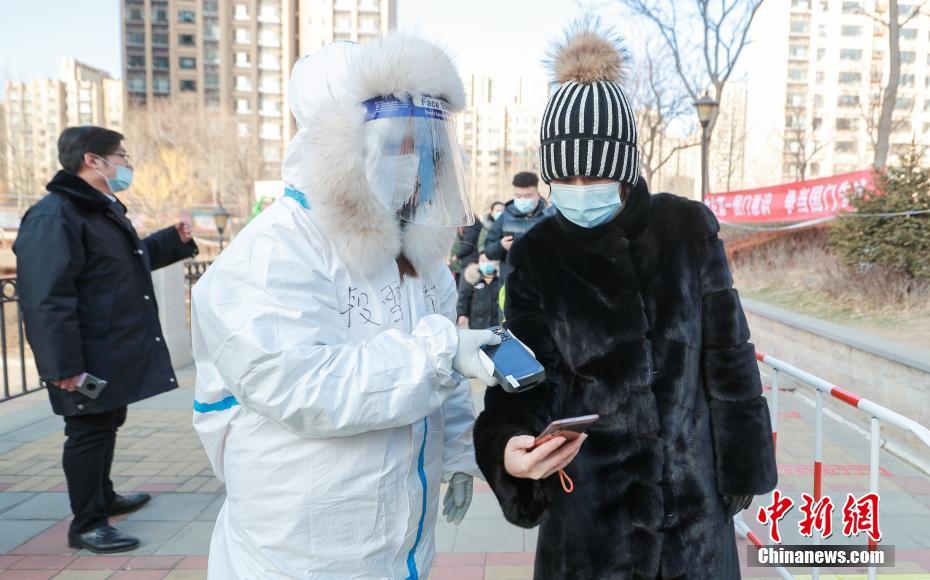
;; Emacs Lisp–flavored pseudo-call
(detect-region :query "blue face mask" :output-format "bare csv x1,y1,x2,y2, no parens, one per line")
96,156,134,193
479,262,496,276
549,182,622,228
513,197,537,214
492,210,504,221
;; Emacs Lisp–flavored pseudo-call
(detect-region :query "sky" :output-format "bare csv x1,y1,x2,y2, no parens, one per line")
0,0,651,96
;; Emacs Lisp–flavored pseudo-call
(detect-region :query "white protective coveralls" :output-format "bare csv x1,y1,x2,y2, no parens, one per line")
192,36,480,579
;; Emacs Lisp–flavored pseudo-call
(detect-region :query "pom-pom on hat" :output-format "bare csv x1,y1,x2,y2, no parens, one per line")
539,18,639,186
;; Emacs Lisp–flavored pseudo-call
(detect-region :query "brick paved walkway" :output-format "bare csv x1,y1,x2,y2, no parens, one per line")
1,365,928,579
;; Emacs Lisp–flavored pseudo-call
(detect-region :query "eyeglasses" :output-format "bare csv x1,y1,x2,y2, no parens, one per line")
108,152,132,163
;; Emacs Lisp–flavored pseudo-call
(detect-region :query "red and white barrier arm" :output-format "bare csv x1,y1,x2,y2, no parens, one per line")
755,351,930,449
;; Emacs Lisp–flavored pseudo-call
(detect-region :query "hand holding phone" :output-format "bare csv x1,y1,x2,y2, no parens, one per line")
503,434,587,481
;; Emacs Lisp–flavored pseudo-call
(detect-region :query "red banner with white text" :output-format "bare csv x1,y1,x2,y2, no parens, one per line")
704,171,874,223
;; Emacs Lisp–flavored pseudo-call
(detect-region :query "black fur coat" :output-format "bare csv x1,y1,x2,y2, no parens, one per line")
474,181,778,579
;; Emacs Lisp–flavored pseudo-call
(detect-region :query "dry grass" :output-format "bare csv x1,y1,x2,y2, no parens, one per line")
727,228,930,350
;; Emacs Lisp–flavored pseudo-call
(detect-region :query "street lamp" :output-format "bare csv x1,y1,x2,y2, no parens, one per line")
214,205,231,252
694,93,719,203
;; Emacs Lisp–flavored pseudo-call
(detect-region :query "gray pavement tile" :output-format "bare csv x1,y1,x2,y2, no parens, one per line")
106,520,187,555
132,387,194,411
0,519,57,553
0,492,36,515
884,516,930,548
452,517,524,553
869,490,930,516
462,493,505,519
0,441,25,454
0,492,71,520
155,521,215,555
126,493,217,522
194,495,225,522
434,518,456,552
0,417,61,442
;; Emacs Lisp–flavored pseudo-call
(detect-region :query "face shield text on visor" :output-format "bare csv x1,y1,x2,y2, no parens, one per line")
363,95,474,227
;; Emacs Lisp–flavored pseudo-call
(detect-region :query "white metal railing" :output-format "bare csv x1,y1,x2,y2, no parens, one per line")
742,350,930,580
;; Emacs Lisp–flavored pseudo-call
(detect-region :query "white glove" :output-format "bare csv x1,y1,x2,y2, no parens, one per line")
452,329,501,386
442,472,473,525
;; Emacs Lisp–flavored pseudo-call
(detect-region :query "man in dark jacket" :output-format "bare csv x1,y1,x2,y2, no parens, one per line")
449,216,483,283
474,27,776,579
483,172,547,284
13,127,198,553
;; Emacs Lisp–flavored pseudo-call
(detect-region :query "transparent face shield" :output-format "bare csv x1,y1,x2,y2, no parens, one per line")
363,95,474,227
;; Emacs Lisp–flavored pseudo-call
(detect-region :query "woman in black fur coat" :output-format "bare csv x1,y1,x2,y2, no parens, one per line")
473,24,778,579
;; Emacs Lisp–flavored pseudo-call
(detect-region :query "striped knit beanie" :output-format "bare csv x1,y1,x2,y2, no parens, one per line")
539,23,639,186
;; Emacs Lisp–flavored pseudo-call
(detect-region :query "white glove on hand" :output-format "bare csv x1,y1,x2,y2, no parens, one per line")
452,329,501,386
442,472,473,525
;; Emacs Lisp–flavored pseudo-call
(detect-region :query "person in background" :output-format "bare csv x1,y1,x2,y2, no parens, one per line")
457,253,502,330
450,214,483,283
14,126,198,553
484,172,547,283
477,201,506,253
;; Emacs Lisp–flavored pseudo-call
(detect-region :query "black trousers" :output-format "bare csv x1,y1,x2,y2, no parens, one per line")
62,406,127,533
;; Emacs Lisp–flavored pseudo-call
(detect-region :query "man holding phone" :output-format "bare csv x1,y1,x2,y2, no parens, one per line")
483,171,547,284
14,126,198,553
474,24,776,579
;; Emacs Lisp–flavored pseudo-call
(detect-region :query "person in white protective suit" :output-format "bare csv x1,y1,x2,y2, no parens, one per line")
191,35,501,579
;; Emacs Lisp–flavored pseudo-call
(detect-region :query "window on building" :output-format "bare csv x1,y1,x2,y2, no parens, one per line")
839,71,861,83
154,56,169,70
841,25,861,36
153,7,168,22
178,10,195,23
815,71,825,83
839,49,862,61
789,43,808,58
924,99,930,112
128,6,144,21
900,51,916,64
817,48,826,60
792,0,812,7
179,33,195,46
836,118,858,131
128,55,145,68
837,94,860,107
901,74,915,87
180,57,196,69
238,123,250,137
835,141,856,153
895,97,913,110
841,1,861,13
126,31,145,45
235,4,249,19
152,32,168,45
235,29,250,44
923,122,930,134
790,20,810,34
153,75,170,94
900,28,917,40
236,52,251,67
180,79,197,92
814,94,824,106
236,98,251,114
788,68,807,81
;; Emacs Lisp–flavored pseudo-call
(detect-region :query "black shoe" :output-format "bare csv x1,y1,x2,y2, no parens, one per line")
68,525,140,553
105,493,151,517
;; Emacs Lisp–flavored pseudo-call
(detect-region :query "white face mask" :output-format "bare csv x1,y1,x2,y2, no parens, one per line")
548,182,622,228
366,153,419,212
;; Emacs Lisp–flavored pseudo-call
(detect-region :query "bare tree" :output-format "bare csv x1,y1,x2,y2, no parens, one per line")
858,0,929,169
618,0,766,172
630,44,699,187
782,105,829,182
123,100,263,232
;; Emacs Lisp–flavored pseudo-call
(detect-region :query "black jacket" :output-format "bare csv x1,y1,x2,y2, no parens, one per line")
456,264,502,330
13,171,199,416
484,198,548,284
474,180,777,579
453,220,483,271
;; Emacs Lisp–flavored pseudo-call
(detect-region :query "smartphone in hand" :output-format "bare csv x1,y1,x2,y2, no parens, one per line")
532,414,599,449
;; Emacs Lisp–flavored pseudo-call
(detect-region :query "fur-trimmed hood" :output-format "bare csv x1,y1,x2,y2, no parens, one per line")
281,35,466,278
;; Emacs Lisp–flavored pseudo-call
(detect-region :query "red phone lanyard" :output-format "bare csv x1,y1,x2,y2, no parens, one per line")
558,468,574,493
